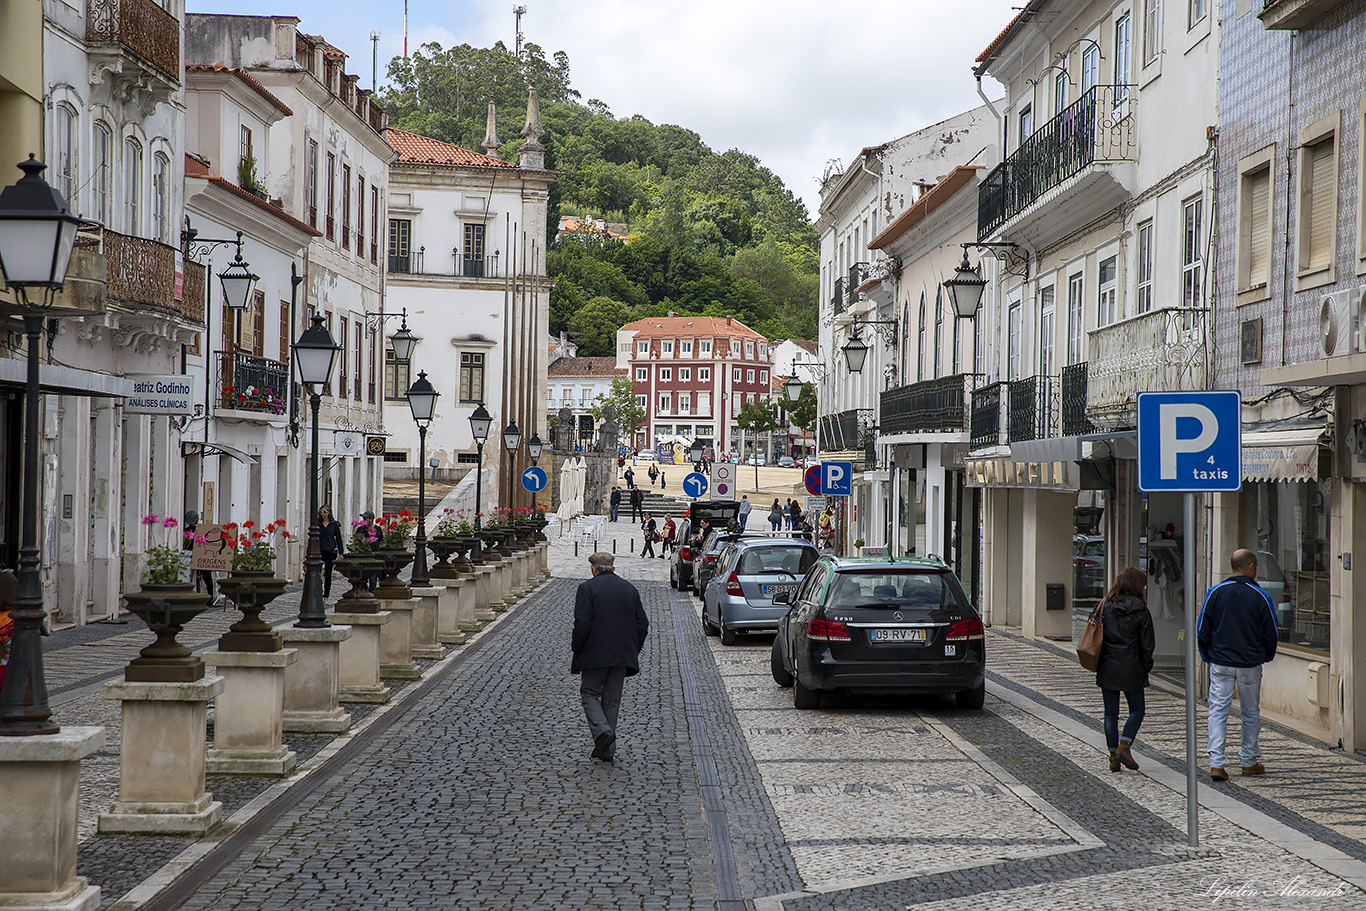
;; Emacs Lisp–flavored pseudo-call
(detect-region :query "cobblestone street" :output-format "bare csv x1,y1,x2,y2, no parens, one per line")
38,524,1366,909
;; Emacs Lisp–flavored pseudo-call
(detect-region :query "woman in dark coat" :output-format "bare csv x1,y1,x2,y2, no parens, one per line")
317,505,345,599
1096,566,1156,772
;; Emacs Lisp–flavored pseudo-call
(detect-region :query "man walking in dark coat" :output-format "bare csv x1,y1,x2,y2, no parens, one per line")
572,552,649,762
630,486,645,523
608,486,621,522
1198,548,1279,780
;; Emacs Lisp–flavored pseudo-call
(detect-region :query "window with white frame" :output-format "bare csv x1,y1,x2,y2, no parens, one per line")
1017,105,1032,149
1297,119,1337,283
682,341,692,354
1137,221,1154,312
660,368,672,381
153,154,169,244
760,370,768,383
1182,196,1204,307
733,368,742,381
1189,0,1206,28
1007,299,1022,381
638,341,649,354
745,341,754,358
1082,43,1099,94
680,367,691,381
659,393,671,413
731,340,741,356
92,124,110,224
699,392,711,413
680,393,691,413
974,310,984,375
1054,71,1067,115
699,367,711,381
1067,272,1085,364
1039,285,1056,377
663,341,673,354
1098,256,1118,326
1143,0,1161,63
636,368,647,381
934,287,945,377
701,340,712,354
53,104,76,206
1239,153,1273,295
758,343,766,358
124,138,143,235
1114,13,1131,103
917,291,927,382
636,395,647,408
746,369,755,383
952,315,961,375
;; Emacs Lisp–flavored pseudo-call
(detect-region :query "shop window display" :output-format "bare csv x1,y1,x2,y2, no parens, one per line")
1240,479,1330,652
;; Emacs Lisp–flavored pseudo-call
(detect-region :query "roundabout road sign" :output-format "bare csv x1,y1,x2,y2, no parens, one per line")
520,466,548,493
682,471,708,498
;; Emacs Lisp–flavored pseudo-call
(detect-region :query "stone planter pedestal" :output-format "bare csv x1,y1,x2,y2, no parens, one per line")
332,610,392,704
203,649,298,776
430,576,468,645
376,597,420,680
99,677,224,835
0,727,105,911
457,574,481,630
474,564,499,620
279,623,352,733
408,587,447,659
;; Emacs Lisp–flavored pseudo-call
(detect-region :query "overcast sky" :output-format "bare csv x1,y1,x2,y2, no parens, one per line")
189,0,1014,216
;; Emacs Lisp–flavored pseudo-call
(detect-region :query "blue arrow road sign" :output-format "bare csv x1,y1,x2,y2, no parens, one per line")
520,466,548,493
1137,391,1241,493
820,461,853,496
682,471,708,498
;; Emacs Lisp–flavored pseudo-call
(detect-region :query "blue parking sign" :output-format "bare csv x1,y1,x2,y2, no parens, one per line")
820,461,853,496
1137,391,1241,493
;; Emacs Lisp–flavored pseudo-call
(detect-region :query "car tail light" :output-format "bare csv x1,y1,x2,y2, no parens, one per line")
725,572,742,596
705,554,718,565
681,545,691,560
807,617,851,642
945,618,985,641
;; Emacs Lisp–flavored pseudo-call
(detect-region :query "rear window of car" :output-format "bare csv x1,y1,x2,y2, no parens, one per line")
828,570,967,610
736,545,817,576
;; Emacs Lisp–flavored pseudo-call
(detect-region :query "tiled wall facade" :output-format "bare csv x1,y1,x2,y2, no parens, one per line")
1215,0,1366,396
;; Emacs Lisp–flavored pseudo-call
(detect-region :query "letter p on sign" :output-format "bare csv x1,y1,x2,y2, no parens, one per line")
1158,403,1218,479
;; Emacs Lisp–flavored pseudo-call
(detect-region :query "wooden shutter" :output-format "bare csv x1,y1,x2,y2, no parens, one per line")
1307,138,1335,268
1248,168,1271,284
250,291,265,356
280,301,290,362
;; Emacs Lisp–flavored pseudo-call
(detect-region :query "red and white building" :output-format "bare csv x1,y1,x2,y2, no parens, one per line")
615,315,773,454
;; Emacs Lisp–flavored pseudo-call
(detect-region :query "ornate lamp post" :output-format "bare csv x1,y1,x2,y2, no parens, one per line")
0,157,81,735
502,420,522,519
526,432,543,510
405,371,438,587
468,403,492,564
292,315,342,627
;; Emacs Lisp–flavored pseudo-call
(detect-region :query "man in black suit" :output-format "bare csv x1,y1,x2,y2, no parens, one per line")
629,486,645,523
572,552,649,763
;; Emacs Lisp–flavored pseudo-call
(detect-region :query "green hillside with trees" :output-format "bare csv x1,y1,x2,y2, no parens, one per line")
379,41,819,353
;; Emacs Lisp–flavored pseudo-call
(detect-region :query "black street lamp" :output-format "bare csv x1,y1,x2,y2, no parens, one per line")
405,371,438,587
943,248,987,319
0,157,82,736
502,419,522,522
389,312,417,365
292,315,341,628
841,329,871,374
784,374,804,403
526,432,543,510
469,403,492,564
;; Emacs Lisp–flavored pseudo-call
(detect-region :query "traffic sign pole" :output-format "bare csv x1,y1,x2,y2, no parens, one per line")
1184,493,1198,848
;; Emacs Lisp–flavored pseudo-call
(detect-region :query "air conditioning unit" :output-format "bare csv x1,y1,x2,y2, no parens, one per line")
1319,290,1357,357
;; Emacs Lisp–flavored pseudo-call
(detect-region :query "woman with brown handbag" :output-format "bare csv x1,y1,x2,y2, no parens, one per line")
1095,567,1156,772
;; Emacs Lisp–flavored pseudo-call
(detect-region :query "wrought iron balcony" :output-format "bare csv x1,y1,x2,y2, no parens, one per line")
847,262,868,305
1087,308,1206,427
819,407,873,452
970,382,1003,450
1061,363,1093,437
105,229,202,323
1006,375,1056,443
87,0,181,82
831,277,845,315
880,373,980,435
978,85,1136,240
218,351,289,416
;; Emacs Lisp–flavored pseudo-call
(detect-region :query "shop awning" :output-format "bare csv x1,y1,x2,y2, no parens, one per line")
1009,431,1136,463
180,441,259,465
1241,427,1327,482
0,359,133,398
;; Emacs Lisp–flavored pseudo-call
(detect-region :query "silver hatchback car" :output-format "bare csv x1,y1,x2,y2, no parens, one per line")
702,537,820,645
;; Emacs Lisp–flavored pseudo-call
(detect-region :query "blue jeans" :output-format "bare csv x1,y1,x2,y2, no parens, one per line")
1208,663,1263,768
1101,688,1146,750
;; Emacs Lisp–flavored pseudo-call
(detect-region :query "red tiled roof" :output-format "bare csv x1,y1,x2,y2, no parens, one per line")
187,63,293,117
547,357,626,378
386,128,517,169
869,166,981,251
621,315,766,342
184,154,321,238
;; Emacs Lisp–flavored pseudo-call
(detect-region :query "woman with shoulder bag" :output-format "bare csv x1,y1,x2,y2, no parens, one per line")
1094,567,1156,772
317,506,345,599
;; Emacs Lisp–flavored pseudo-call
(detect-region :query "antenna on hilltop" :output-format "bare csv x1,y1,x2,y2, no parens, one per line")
370,31,379,90
514,5,526,57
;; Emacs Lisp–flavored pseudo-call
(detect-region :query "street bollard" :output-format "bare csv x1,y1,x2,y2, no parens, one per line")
612,538,616,554
574,540,578,557
594,539,598,553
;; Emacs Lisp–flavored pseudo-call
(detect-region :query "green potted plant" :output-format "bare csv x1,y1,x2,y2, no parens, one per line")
122,515,213,682
216,521,291,651
238,151,265,198
373,511,417,599
427,508,461,579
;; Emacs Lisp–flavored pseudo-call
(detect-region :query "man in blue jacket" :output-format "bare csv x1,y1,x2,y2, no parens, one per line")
1197,548,1279,781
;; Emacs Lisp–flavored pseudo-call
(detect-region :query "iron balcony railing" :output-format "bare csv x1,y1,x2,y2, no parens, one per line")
105,229,202,322
978,84,1136,239
832,277,845,315
847,262,868,305
1007,375,1056,443
218,351,289,416
1061,363,1092,437
970,382,1002,450
87,0,181,81
880,373,981,435
819,407,873,452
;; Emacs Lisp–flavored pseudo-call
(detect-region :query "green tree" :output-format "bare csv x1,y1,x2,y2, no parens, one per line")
591,376,645,445
567,296,633,356
736,399,779,489
786,382,817,433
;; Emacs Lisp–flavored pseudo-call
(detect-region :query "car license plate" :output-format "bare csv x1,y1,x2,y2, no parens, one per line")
870,628,926,643
761,583,797,596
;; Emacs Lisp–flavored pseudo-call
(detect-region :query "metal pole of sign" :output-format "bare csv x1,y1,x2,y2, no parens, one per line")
1184,491,1199,847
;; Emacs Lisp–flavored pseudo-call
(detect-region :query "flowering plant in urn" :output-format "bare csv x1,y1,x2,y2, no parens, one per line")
141,515,185,583
380,511,417,547
223,520,292,571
